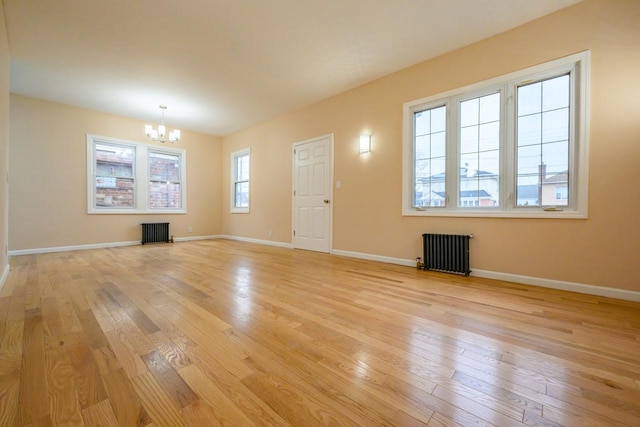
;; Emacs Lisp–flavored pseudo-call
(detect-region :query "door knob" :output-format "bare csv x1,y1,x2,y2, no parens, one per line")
324,199,330,204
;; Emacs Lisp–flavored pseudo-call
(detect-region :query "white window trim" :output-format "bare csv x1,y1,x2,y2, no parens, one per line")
230,148,250,214
402,51,590,219
87,134,187,214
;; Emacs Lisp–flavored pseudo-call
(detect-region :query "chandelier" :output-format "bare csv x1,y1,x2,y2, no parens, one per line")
145,105,181,143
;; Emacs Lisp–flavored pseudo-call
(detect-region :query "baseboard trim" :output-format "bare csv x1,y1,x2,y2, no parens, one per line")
216,235,294,249
470,269,640,302
332,249,416,267
0,263,9,293
173,235,220,242
7,235,219,256
332,248,640,302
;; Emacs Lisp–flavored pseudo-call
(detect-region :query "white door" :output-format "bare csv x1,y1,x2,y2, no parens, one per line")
293,135,333,253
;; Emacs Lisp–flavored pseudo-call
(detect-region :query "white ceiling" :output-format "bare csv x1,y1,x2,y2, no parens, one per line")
4,0,581,137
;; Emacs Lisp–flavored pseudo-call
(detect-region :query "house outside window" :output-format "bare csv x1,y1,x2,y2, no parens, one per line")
231,148,250,213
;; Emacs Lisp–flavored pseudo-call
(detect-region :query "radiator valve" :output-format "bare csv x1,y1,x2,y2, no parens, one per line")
416,257,424,270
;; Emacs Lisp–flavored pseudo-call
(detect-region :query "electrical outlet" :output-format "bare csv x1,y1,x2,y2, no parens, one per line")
188,226,193,233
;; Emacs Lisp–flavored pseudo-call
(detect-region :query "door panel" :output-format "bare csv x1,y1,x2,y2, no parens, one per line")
293,135,332,253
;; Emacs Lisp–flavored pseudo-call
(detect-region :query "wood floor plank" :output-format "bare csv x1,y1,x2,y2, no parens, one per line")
82,399,119,427
101,368,151,427
180,401,224,427
0,360,20,427
77,309,109,350
2,240,639,426
41,297,85,426
131,372,188,427
104,329,148,378
140,350,198,410
19,308,49,425
178,363,257,426
146,331,192,370
64,331,108,409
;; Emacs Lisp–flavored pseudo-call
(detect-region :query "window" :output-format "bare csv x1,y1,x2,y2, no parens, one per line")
403,51,589,218
93,143,135,208
87,135,186,214
231,148,250,213
149,151,182,209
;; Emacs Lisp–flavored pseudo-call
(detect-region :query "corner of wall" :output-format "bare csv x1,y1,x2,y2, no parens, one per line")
0,1,11,285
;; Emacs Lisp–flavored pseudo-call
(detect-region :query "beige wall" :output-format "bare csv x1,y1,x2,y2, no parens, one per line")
0,5,9,280
9,95,222,250
222,0,640,292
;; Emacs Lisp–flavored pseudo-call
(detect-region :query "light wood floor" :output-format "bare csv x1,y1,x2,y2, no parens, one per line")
1,240,639,426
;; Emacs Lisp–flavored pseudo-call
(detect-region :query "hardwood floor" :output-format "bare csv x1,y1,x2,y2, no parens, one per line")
1,239,639,426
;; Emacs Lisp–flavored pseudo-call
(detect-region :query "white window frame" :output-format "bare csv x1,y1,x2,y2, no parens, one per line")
402,51,590,219
87,134,187,214
230,148,250,213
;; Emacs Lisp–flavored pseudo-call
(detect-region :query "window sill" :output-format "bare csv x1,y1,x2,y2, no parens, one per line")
402,208,587,219
88,209,187,215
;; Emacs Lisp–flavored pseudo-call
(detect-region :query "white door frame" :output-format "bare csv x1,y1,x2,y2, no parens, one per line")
291,133,334,253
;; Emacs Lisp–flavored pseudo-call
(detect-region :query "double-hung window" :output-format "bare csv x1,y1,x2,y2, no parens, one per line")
149,151,182,209
403,51,589,218
87,135,187,214
231,148,250,213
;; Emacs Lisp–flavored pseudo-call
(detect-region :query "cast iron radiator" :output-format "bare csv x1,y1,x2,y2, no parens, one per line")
141,223,172,245
422,233,471,276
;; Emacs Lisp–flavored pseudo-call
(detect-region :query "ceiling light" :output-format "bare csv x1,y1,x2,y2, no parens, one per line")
145,105,181,143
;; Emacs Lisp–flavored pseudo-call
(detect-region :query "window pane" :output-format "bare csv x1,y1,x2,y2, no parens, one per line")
150,152,180,182
236,154,249,181
149,182,181,209
431,131,446,158
415,135,431,161
415,111,430,136
479,92,500,123
543,74,570,110
460,126,478,155
517,114,541,147
542,108,569,143
516,74,570,207
479,150,499,173
413,105,446,207
95,177,134,207
235,182,249,208
459,92,500,207
542,141,569,175
460,98,479,127
94,143,135,208
431,106,446,133
479,121,499,152
517,82,541,116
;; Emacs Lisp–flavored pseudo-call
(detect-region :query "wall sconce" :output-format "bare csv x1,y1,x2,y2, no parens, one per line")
359,134,371,154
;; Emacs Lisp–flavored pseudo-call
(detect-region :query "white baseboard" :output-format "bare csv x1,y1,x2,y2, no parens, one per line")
173,235,220,242
0,263,9,293
470,269,640,302
8,240,141,256
332,249,416,267
216,234,294,249
332,248,640,302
